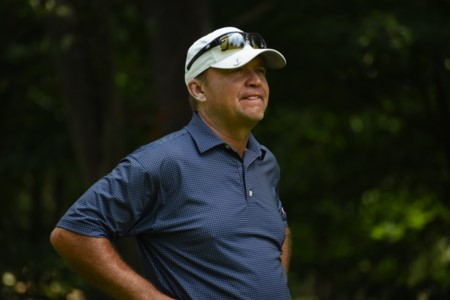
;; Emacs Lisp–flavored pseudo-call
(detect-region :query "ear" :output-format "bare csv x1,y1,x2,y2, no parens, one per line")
187,80,206,102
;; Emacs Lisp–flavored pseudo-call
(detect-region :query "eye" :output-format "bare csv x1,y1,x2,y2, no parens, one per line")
258,67,267,75
254,67,267,77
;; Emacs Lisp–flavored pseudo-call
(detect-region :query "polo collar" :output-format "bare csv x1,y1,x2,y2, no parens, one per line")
186,113,264,158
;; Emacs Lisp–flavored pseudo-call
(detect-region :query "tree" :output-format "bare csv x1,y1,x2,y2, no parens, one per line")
2,0,450,299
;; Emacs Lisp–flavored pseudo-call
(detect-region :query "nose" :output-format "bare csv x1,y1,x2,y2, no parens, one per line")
245,69,263,87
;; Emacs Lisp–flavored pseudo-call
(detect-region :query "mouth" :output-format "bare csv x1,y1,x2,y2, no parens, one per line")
240,94,263,101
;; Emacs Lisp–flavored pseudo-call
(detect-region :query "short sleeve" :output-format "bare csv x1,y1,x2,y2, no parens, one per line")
56,156,158,238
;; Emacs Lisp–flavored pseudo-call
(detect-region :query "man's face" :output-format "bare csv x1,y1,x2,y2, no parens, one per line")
200,57,269,130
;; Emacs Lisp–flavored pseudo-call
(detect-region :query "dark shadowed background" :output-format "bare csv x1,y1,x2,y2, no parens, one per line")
1,0,450,299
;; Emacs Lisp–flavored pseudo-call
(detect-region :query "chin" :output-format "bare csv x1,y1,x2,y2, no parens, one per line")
247,114,265,124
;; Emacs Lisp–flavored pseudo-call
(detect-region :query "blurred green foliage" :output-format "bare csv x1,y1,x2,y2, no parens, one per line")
1,0,450,299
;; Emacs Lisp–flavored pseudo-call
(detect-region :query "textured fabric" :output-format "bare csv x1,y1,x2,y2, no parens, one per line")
57,113,290,300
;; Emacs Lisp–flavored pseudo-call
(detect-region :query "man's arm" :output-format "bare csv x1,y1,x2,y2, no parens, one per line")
50,228,174,300
281,227,292,273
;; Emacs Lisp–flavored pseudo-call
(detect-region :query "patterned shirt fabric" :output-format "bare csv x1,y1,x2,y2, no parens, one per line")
57,113,291,300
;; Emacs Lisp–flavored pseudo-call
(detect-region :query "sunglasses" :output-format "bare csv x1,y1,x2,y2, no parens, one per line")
186,32,267,71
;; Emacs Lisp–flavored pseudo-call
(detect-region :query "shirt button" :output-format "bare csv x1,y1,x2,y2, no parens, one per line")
248,190,253,197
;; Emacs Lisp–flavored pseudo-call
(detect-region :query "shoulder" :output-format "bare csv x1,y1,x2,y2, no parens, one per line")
126,128,193,169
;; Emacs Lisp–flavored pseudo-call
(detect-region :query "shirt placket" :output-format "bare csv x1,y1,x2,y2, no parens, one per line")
242,151,259,203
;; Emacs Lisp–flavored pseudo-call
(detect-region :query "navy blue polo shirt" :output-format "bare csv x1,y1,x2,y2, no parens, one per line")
57,113,291,300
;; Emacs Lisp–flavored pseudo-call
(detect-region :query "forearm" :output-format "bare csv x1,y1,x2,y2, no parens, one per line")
50,228,173,300
281,226,292,273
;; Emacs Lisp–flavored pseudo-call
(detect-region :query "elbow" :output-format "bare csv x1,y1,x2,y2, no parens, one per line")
50,227,59,248
50,227,66,253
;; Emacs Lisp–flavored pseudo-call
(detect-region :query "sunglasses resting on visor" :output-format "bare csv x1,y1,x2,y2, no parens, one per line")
186,32,267,71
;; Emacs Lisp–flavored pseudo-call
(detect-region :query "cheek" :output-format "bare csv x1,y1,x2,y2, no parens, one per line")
263,80,270,96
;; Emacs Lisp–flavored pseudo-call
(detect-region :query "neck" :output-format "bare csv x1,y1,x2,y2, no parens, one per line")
199,113,252,158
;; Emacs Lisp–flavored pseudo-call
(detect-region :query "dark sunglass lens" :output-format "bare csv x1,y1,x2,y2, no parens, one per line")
249,34,266,49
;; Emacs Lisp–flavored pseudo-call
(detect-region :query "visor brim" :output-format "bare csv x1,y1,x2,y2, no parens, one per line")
211,47,286,70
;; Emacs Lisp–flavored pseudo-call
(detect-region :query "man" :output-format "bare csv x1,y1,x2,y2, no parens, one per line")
50,26,291,299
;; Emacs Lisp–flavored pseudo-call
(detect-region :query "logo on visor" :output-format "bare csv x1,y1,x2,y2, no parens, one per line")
233,57,241,66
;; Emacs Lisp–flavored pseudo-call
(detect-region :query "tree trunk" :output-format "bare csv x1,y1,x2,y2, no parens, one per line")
139,0,213,136
49,0,124,186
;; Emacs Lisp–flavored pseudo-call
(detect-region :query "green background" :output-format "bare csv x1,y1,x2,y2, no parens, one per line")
1,0,450,299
